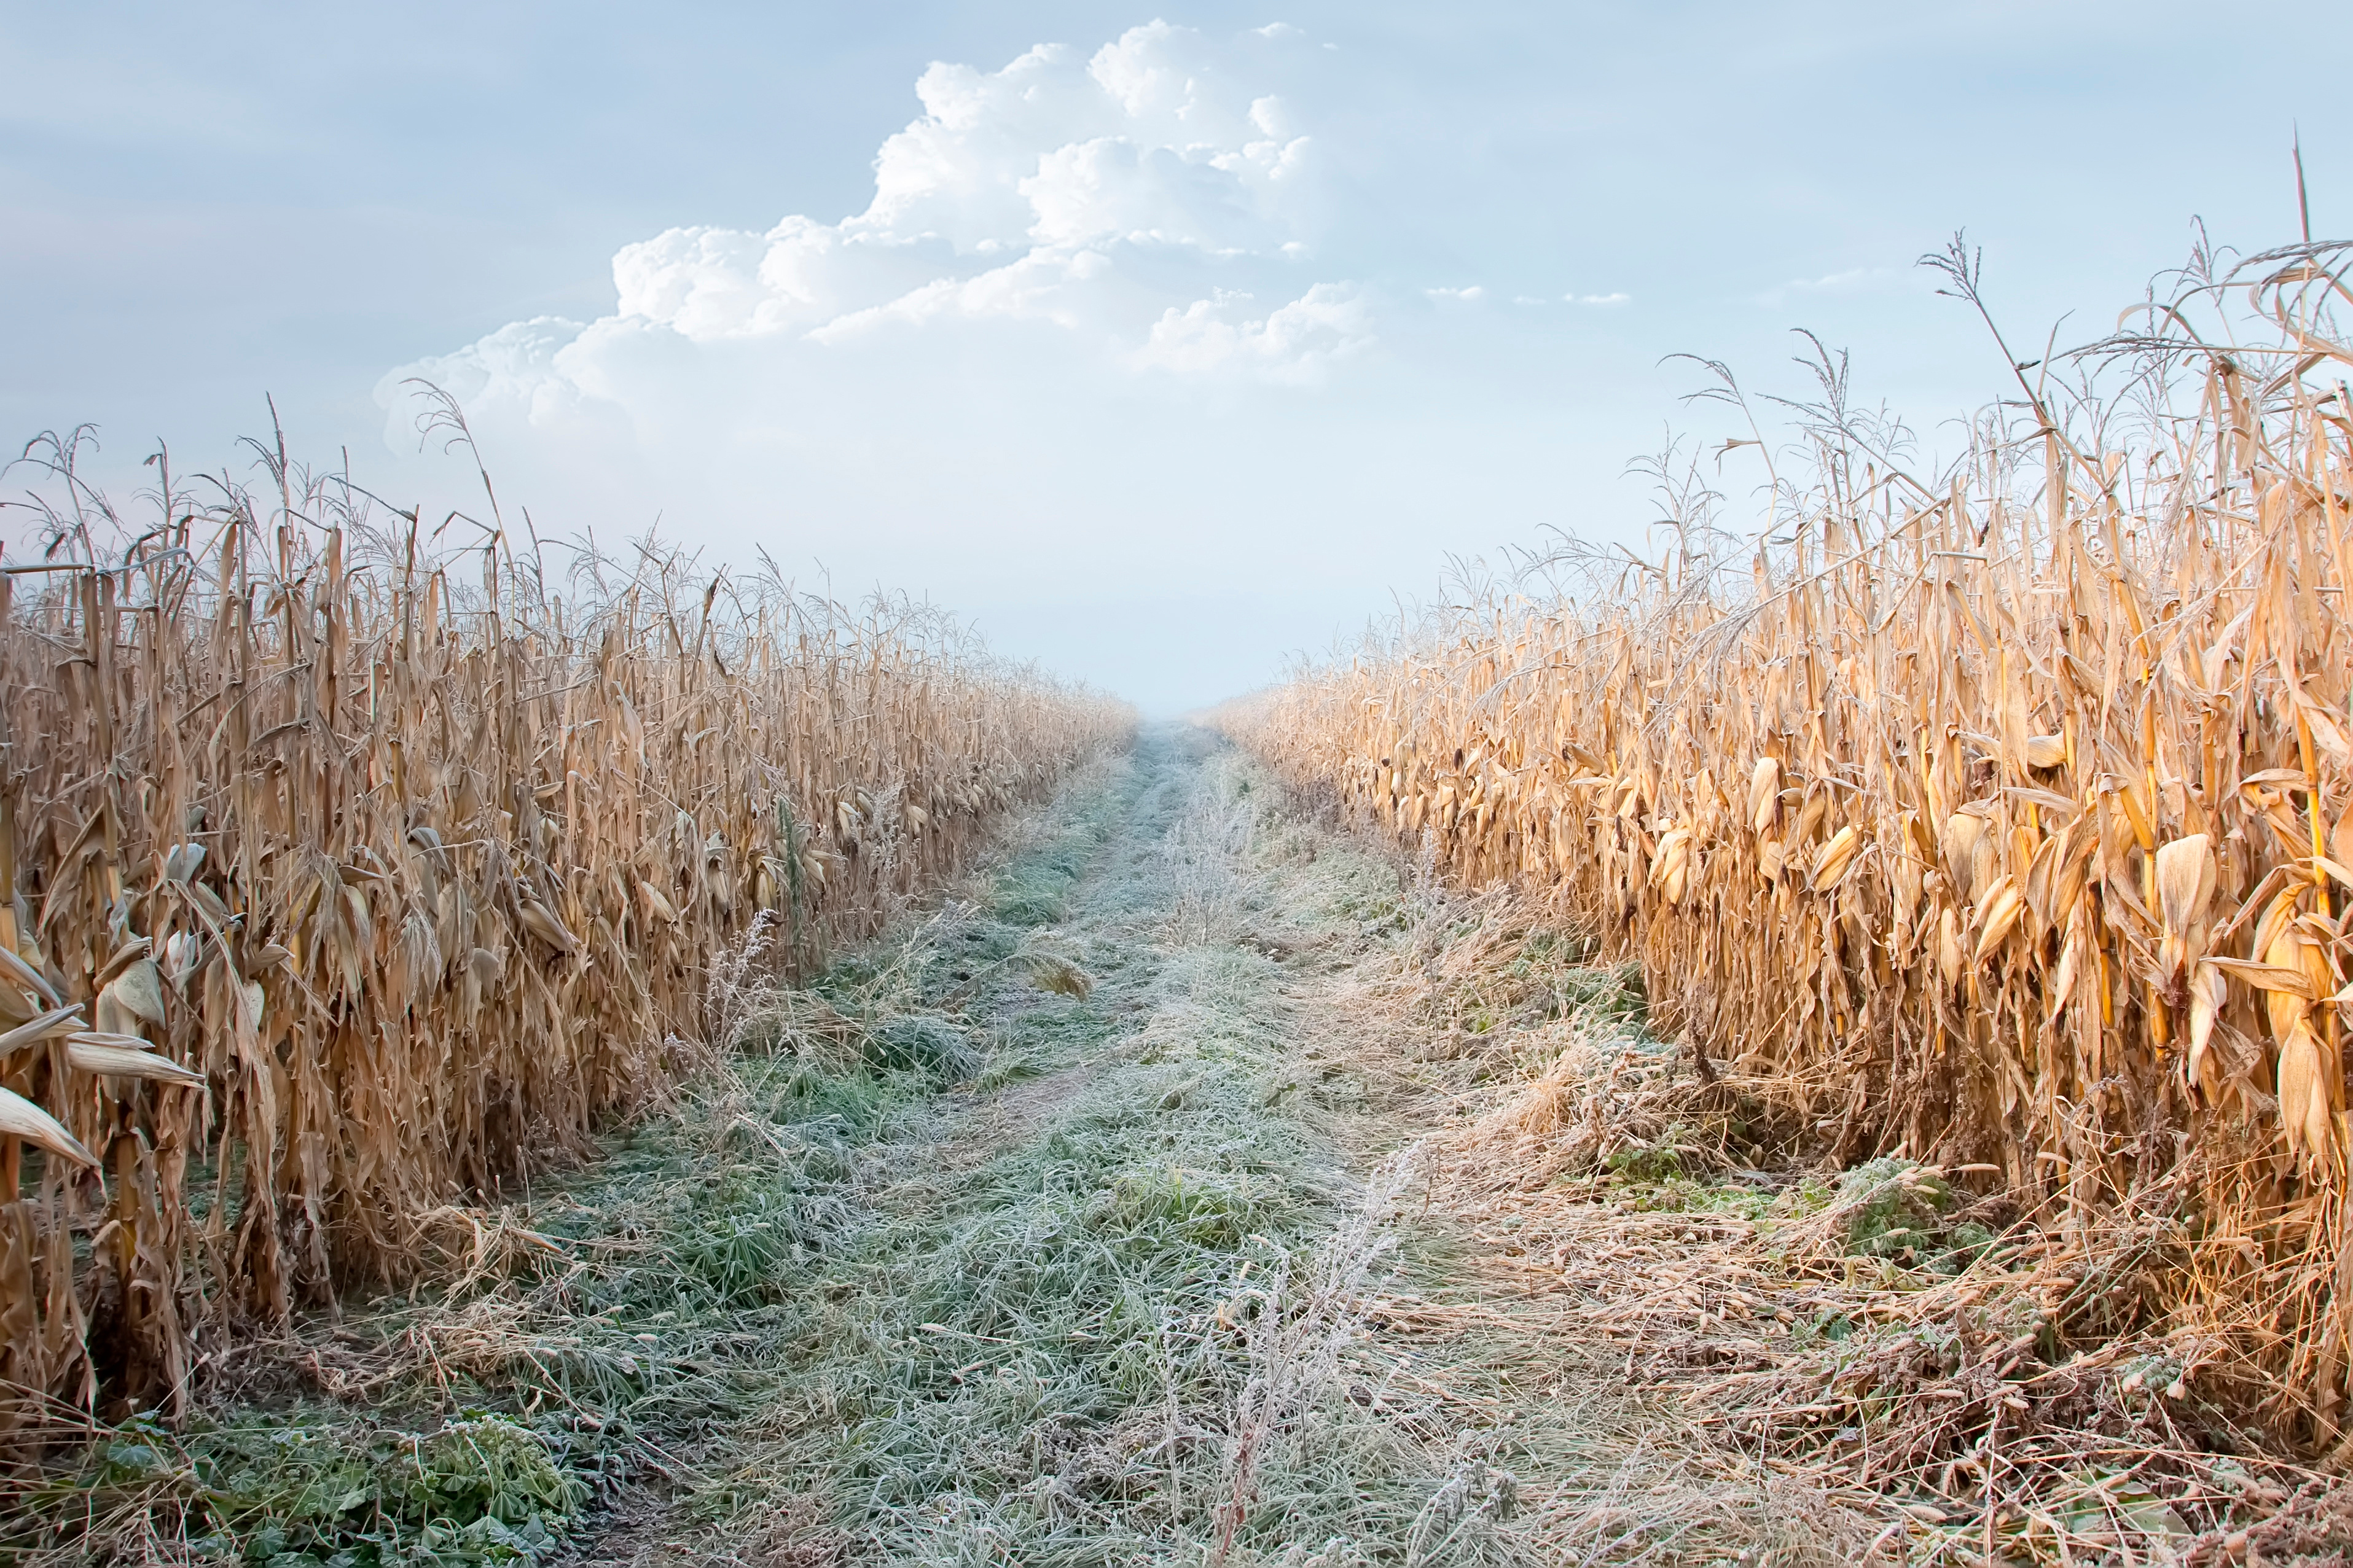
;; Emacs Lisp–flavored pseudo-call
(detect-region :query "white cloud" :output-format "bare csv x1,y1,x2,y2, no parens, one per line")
1134,281,1372,381
1752,265,1910,308
1794,267,1882,291
1565,291,1631,306
1425,284,1484,302
388,316,632,439
378,20,1357,443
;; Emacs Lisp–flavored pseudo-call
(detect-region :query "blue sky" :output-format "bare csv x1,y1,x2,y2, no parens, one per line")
3,2,2345,711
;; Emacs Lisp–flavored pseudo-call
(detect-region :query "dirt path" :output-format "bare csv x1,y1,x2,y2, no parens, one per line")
539,725,1863,1566
502,726,1473,1564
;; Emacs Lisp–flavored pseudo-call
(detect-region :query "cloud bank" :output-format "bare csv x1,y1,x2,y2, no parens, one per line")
381,20,1371,442
358,18,1661,714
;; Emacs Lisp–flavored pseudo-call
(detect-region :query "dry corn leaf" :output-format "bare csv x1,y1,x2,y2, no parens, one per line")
0,945,60,1008
0,1005,86,1055
517,899,577,954
2206,957,2319,999
636,878,679,924
66,1038,206,1086
0,1085,98,1168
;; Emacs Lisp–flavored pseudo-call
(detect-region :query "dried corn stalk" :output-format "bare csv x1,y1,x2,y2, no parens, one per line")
0,451,1130,1437
1223,238,2353,1444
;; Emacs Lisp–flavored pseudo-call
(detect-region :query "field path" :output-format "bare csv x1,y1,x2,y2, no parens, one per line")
531,724,1882,1567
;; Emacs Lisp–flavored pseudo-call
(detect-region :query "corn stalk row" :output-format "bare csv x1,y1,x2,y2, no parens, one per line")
1220,238,2353,1448
0,454,1131,1438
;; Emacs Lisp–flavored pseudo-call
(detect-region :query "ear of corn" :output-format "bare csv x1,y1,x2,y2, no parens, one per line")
1221,238,2353,1443
0,457,1130,1435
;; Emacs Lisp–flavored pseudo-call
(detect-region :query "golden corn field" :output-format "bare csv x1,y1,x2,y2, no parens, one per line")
0,447,1130,1440
1222,237,2353,1448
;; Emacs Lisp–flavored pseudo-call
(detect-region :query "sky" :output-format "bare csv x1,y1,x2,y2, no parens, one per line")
2,2,2346,712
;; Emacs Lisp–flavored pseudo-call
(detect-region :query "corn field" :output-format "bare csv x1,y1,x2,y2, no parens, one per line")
0,441,1130,1440
1221,236,2353,1446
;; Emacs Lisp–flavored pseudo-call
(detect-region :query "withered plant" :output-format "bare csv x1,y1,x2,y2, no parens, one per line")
1222,234,2353,1451
0,427,1130,1440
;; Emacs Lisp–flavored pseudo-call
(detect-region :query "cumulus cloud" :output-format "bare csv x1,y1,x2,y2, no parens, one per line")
1134,281,1372,380
1565,291,1631,306
380,19,1360,447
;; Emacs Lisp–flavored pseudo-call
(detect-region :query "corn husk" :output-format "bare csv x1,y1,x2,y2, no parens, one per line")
1809,825,1863,892
1747,757,1781,833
